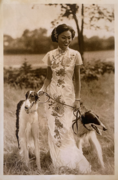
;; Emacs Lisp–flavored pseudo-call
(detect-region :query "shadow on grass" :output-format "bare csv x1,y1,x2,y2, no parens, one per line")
4,148,53,175
4,142,114,175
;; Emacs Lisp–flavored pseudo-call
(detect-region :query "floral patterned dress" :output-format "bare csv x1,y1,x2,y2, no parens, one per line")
42,47,91,173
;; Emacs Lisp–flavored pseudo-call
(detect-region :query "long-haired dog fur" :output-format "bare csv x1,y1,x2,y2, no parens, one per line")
72,110,107,168
16,90,41,170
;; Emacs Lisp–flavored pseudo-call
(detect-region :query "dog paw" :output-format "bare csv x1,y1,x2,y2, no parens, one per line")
101,163,105,169
78,160,91,174
79,165,91,174
37,165,41,171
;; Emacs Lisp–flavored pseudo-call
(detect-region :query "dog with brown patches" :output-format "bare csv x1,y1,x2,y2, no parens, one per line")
72,110,107,168
16,91,41,170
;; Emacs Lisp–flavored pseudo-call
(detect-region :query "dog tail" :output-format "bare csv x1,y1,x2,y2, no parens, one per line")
16,100,24,149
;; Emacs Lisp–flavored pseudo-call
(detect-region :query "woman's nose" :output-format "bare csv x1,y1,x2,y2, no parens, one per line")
65,39,69,43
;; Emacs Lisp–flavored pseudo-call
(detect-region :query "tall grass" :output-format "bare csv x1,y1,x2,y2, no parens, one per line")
4,73,114,175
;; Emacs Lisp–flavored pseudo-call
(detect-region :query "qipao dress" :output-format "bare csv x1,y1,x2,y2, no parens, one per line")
42,47,91,173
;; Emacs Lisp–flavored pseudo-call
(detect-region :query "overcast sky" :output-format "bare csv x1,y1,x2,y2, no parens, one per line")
3,4,114,39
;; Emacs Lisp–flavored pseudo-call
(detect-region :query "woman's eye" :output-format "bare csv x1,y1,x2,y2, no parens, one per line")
61,36,71,40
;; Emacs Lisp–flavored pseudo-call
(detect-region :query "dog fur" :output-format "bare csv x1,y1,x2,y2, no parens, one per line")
16,90,41,170
73,110,107,168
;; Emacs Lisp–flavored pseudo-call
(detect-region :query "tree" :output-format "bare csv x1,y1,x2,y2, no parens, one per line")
22,28,50,53
20,60,32,74
48,4,114,61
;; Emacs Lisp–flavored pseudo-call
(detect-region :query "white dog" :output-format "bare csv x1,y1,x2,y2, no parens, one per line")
16,91,41,170
73,110,107,168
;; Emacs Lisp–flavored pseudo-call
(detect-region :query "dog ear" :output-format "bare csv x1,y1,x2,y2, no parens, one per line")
103,126,107,131
25,91,29,99
35,93,39,101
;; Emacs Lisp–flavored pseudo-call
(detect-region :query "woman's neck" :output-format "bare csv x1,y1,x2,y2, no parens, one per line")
58,46,69,51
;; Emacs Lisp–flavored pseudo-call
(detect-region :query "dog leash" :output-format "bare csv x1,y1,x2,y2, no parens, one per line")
38,91,75,108
38,91,81,134
72,109,82,134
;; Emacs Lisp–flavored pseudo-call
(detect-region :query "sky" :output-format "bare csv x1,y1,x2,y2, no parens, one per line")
3,4,114,39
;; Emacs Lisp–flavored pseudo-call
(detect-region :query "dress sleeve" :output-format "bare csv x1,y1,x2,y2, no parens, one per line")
41,52,51,66
75,51,83,66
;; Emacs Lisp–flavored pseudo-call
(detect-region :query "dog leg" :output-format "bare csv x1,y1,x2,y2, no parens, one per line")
26,122,31,151
32,120,41,170
90,131,104,168
19,123,29,167
77,138,83,154
19,137,29,167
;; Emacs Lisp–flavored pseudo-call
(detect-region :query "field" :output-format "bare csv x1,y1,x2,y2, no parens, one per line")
4,71,114,175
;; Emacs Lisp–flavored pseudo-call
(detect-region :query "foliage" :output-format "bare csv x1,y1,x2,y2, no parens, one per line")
81,60,114,82
4,61,47,89
4,33,114,55
4,28,57,54
50,4,114,30
71,36,114,51
4,60,114,89
85,4,114,30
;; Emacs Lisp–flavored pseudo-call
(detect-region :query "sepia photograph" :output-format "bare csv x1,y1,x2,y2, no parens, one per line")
2,0,116,178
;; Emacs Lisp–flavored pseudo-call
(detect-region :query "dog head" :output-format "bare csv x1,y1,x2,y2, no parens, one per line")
81,111,107,135
25,91,39,113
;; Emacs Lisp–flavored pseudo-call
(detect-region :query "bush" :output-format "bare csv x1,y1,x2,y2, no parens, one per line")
4,62,47,89
4,60,114,88
81,60,114,82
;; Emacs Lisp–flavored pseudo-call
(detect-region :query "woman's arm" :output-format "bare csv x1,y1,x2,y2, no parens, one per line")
37,66,52,94
74,65,81,108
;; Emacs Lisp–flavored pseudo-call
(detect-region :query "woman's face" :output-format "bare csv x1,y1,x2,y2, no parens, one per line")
57,30,72,50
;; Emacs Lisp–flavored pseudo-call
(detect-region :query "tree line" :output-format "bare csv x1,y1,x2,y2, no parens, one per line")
4,28,114,55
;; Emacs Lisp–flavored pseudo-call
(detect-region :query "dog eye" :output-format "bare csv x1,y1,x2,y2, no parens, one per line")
31,94,34,97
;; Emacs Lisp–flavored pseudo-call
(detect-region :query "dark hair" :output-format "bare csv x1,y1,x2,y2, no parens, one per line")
51,24,75,42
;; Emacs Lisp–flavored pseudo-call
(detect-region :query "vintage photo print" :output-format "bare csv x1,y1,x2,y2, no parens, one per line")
0,0,118,179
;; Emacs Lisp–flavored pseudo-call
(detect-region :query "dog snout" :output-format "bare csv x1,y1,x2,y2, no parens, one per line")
103,126,107,131
25,106,29,110
101,123,107,131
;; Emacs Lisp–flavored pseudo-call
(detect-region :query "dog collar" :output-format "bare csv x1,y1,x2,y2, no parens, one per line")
25,108,37,114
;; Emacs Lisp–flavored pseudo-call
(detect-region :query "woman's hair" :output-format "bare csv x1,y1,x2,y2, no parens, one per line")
51,24,75,42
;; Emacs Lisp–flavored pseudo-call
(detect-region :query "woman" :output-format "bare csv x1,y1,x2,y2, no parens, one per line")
38,24,91,173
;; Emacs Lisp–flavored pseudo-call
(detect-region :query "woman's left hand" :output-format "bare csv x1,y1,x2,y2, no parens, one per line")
74,100,81,110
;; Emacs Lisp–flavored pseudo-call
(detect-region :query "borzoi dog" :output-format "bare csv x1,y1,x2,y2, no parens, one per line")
73,110,107,168
16,91,41,170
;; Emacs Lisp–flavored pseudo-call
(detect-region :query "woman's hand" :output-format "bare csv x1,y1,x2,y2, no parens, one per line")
37,87,44,96
74,100,81,110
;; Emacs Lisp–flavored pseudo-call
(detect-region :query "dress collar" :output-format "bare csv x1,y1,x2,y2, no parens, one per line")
57,46,69,54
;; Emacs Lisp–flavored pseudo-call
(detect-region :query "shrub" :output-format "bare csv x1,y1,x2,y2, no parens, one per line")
81,60,114,82
4,62,46,89
4,60,114,88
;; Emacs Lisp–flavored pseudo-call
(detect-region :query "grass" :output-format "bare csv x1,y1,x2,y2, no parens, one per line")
4,72,114,175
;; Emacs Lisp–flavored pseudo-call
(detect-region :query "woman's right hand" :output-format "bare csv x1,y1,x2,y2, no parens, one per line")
73,100,81,110
37,87,44,96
